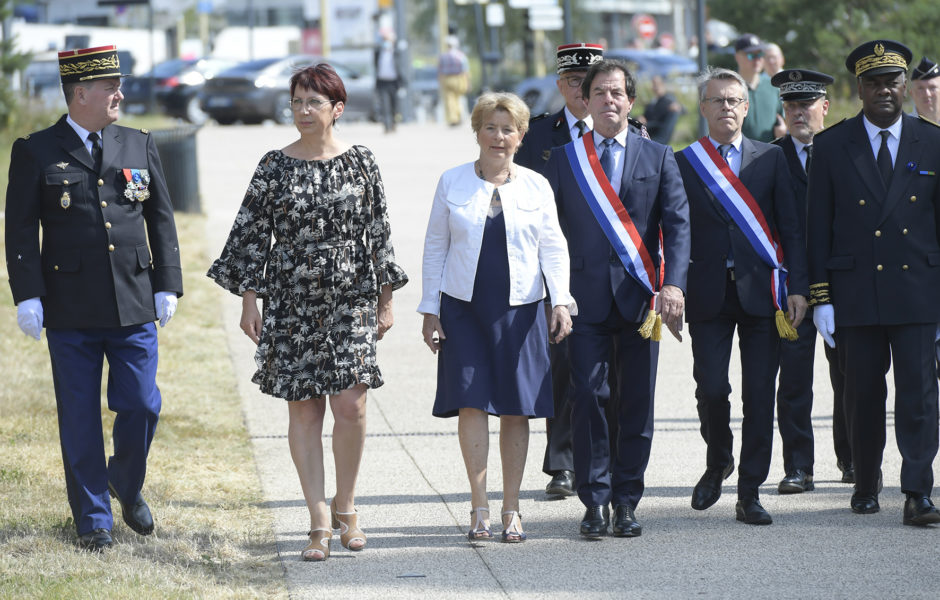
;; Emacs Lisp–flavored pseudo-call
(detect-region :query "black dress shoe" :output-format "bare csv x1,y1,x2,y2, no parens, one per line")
77,528,113,552
611,504,642,537
735,497,772,525
109,482,154,536
837,460,855,484
579,505,610,538
691,459,734,510
903,495,940,526
546,470,576,497
850,492,880,514
778,469,814,494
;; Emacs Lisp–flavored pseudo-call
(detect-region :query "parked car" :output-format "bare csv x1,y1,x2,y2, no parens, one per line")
514,49,699,117
200,55,374,125
121,57,239,124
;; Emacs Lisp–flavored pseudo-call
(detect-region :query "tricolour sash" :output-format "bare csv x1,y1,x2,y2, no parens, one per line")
680,137,797,340
565,134,665,340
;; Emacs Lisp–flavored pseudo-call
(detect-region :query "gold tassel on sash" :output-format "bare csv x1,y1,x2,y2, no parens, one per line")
775,309,799,341
637,309,662,341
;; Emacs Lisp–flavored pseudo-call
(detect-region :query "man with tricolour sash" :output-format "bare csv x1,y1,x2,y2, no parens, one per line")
676,67,808,526
542,59,690,539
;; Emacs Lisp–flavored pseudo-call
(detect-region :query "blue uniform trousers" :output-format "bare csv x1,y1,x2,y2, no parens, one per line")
46,323,160,535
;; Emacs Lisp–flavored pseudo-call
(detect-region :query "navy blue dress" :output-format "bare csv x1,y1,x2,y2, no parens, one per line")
432,198,552,418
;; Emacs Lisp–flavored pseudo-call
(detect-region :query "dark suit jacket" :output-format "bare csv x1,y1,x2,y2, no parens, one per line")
676,136,808,322
544,132,690,324
516,109,571,173
772,134,808,226
806,112,940,326
5,115,183,329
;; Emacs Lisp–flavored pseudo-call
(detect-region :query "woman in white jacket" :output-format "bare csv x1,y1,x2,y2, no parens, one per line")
419,92,576,543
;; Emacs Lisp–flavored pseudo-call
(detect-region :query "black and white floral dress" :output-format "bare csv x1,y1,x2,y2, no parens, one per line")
208,145,408,400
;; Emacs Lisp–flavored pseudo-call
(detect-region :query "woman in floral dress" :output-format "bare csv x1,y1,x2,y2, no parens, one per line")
208,64,407,561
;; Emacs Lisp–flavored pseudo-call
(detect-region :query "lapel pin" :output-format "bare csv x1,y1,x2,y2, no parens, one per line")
56,162,69,170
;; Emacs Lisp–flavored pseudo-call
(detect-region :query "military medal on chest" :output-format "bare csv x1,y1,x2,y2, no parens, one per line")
122,168,151,202
60,177,72,209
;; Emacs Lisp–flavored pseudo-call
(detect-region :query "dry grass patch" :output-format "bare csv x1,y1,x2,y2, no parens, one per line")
0,214,287,599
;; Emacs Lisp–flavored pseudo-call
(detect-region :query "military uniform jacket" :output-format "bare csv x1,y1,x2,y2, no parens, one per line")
5,115,183,329
676,136,808,322
515,109,572,173
772,134,809,225
806,112,940,326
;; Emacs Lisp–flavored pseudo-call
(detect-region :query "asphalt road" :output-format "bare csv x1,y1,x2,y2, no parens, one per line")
199,119,939,600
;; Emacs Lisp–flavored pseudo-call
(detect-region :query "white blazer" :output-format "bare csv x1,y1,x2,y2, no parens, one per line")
418,162,577,316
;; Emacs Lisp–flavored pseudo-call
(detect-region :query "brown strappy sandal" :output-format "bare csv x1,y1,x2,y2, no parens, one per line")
331,501,367,551
302,529,332,561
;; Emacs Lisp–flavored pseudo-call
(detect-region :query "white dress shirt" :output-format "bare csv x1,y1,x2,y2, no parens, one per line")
564,106,592,140
863,114,902,167
418,162,577,316
592,127,630,191
66,114,101,157
708,134,743,176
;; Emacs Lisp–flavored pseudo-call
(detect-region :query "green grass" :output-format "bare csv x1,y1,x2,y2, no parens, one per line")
0,214,287,599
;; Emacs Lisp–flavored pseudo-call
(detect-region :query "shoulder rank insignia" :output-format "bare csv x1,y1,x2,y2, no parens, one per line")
122,168,151,202
530,112,550,123
542,149,551,161
140,128,150,134
20,134,30,140
56,161,69,170
917,114,940,128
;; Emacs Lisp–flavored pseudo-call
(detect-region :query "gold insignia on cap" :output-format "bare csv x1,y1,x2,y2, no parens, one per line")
874,43,885,56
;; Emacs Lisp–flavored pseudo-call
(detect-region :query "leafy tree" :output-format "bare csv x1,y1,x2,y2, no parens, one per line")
0,0,31,129
709,0,940,98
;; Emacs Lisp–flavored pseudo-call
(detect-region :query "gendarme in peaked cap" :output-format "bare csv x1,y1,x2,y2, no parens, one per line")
556,43,603,75
58,45,128,84
912,56,940,81
771,69,834,101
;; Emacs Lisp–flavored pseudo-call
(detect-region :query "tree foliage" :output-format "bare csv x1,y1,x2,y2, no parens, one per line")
709,0,940,97
0,0,32,129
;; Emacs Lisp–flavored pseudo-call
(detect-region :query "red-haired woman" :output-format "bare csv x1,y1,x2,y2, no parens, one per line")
208,63,408,561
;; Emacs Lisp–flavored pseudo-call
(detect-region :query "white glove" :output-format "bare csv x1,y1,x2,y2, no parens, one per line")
154,292,178,328
17,297,43,340
813,304,835,348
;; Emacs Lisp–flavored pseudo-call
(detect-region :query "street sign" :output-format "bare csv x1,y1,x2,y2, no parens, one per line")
529,16,564,31
632,14,657,40
529,5,562,18
486,4,506,27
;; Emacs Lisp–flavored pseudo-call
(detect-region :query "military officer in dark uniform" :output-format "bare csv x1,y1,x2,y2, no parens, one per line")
807,40,940,525
910,56,940,124
769,69,854,493
4,45,183,550
515,42,604,498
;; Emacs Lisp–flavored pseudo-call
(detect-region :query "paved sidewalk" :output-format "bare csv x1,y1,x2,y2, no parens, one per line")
200,121,939,599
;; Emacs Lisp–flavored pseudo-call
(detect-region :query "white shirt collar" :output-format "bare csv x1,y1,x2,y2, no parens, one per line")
592,126,629,148
564,106,592,134
708,134,742,153
863,113,902,142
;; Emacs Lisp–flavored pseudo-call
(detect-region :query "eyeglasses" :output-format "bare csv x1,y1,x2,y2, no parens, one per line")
290,97,333,111
746,52,764,60
562,76,584,88
704,96,747,108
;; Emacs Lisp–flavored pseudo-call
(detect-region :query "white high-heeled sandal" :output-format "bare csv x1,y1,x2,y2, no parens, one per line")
468,507,494,540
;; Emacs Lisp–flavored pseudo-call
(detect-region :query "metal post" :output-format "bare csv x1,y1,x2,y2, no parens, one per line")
395,0,412,121
473,1,488,91
696,0,707,138
147,1,155,114
320,0,330,57
563,0,572,44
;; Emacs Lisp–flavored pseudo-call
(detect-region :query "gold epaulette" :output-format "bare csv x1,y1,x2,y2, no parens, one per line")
19,134,30,140
808,282,830,306
917,114,940,128
529,113,550,123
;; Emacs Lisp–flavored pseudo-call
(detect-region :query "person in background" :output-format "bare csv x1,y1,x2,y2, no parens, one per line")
733,33,786,142
5,45,182,552
764,43,785,77
374,29,404,133
515,42,603,500
910,56,940,123
640,75,685,145
208,63,408,561
420,92,575,543
438,35,470,127
808,40,940,526
769,68,854,493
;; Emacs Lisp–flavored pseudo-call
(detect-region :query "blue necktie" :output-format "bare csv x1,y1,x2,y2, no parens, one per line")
600,138,616,181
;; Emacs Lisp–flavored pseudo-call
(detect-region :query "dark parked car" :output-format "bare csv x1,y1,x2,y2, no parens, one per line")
200,55,374,125
122,57,238,124
514,49,699,116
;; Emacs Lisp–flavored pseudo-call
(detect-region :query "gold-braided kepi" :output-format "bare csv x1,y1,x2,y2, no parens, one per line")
58,45,128,84
845,40,912,77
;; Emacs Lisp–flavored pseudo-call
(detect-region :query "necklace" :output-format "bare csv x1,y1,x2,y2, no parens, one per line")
475,160,513,184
